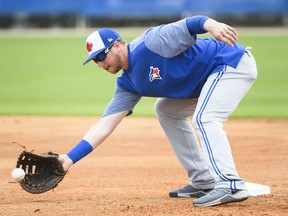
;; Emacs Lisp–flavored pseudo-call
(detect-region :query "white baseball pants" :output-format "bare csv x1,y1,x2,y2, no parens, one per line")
154,49,257,190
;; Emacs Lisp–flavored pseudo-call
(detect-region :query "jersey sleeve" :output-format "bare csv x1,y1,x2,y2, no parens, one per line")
103,84,142,117
143,18,196,58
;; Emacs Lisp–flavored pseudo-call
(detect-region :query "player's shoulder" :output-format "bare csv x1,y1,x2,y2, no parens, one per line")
129,26,156,53
129,19,187,53
129,33,145,53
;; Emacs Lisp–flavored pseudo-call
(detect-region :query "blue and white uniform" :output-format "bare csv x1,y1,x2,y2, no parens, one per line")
103,17,257,190
104,18,246,116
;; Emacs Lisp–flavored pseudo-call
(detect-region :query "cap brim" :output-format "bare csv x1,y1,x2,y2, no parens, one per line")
82,48,105,65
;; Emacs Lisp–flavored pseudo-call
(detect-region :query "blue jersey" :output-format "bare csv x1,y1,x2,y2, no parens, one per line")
103,18,245,116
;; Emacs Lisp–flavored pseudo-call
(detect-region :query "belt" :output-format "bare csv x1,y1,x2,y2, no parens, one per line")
245,47,252,57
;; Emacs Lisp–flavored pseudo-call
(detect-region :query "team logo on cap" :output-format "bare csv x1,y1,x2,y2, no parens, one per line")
149,66,162,82
86,42,93,52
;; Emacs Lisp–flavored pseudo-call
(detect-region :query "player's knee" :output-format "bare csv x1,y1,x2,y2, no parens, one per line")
192,113,212,130
191,115,199,129
154,98,176,118
192,112,225,130
154,98,167,117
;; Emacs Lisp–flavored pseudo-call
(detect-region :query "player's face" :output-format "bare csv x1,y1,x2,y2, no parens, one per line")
94,44,123,74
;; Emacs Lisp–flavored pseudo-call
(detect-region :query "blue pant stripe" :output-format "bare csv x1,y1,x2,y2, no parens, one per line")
196,68,229,181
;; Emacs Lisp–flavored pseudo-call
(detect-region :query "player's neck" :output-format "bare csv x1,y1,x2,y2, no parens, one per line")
122,44,129,70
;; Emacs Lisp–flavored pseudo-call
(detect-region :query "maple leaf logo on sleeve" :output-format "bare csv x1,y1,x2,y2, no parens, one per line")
86,42,93,52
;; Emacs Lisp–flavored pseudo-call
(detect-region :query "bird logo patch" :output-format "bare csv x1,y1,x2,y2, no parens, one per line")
149,66,162,82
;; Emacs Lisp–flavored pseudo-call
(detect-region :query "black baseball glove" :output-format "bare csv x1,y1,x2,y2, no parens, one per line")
16,151,67,194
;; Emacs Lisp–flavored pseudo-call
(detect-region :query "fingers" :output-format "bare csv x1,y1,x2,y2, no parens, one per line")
204,19,239,47
227,26,238,40
213,24,238,47
205,19,239,47
221,25,238,47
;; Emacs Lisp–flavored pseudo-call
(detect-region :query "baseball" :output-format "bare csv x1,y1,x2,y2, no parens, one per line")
11,168,25,182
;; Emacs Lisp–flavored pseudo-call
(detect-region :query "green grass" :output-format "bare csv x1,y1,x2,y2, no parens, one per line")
232,36,288,118
0,29,287,118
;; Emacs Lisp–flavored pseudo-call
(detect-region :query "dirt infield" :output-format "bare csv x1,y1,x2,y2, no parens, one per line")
0,116,287,216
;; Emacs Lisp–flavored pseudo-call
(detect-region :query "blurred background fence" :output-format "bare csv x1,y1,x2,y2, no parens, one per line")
0,0,288,28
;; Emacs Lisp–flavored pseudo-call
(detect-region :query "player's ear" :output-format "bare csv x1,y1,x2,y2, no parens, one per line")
114,40,121,47
113,41,122,53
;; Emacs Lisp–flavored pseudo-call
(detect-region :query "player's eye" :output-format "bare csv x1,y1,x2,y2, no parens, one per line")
93,43,114,63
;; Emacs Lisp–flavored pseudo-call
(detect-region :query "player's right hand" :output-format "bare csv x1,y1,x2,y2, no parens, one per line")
204,18,238,47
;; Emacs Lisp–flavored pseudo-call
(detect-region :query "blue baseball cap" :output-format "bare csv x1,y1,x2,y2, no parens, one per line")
83,28,122,65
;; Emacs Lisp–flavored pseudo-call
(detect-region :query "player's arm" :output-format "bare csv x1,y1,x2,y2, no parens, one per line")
59,110,129,171
83,110,129,149
186,16,238,47
59,85,141,171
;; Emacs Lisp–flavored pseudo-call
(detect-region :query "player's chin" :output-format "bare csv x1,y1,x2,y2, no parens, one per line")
108,67,121,74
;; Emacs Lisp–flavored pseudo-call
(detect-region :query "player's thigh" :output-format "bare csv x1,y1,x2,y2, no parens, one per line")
154,98,197,118
194,68,255,123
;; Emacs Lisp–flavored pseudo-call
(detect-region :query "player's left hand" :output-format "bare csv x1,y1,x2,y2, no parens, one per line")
204,18,238,47
58,154,74,172
16,151,67,194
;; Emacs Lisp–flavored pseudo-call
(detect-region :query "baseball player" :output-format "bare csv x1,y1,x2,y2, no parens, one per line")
59,15,257,207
